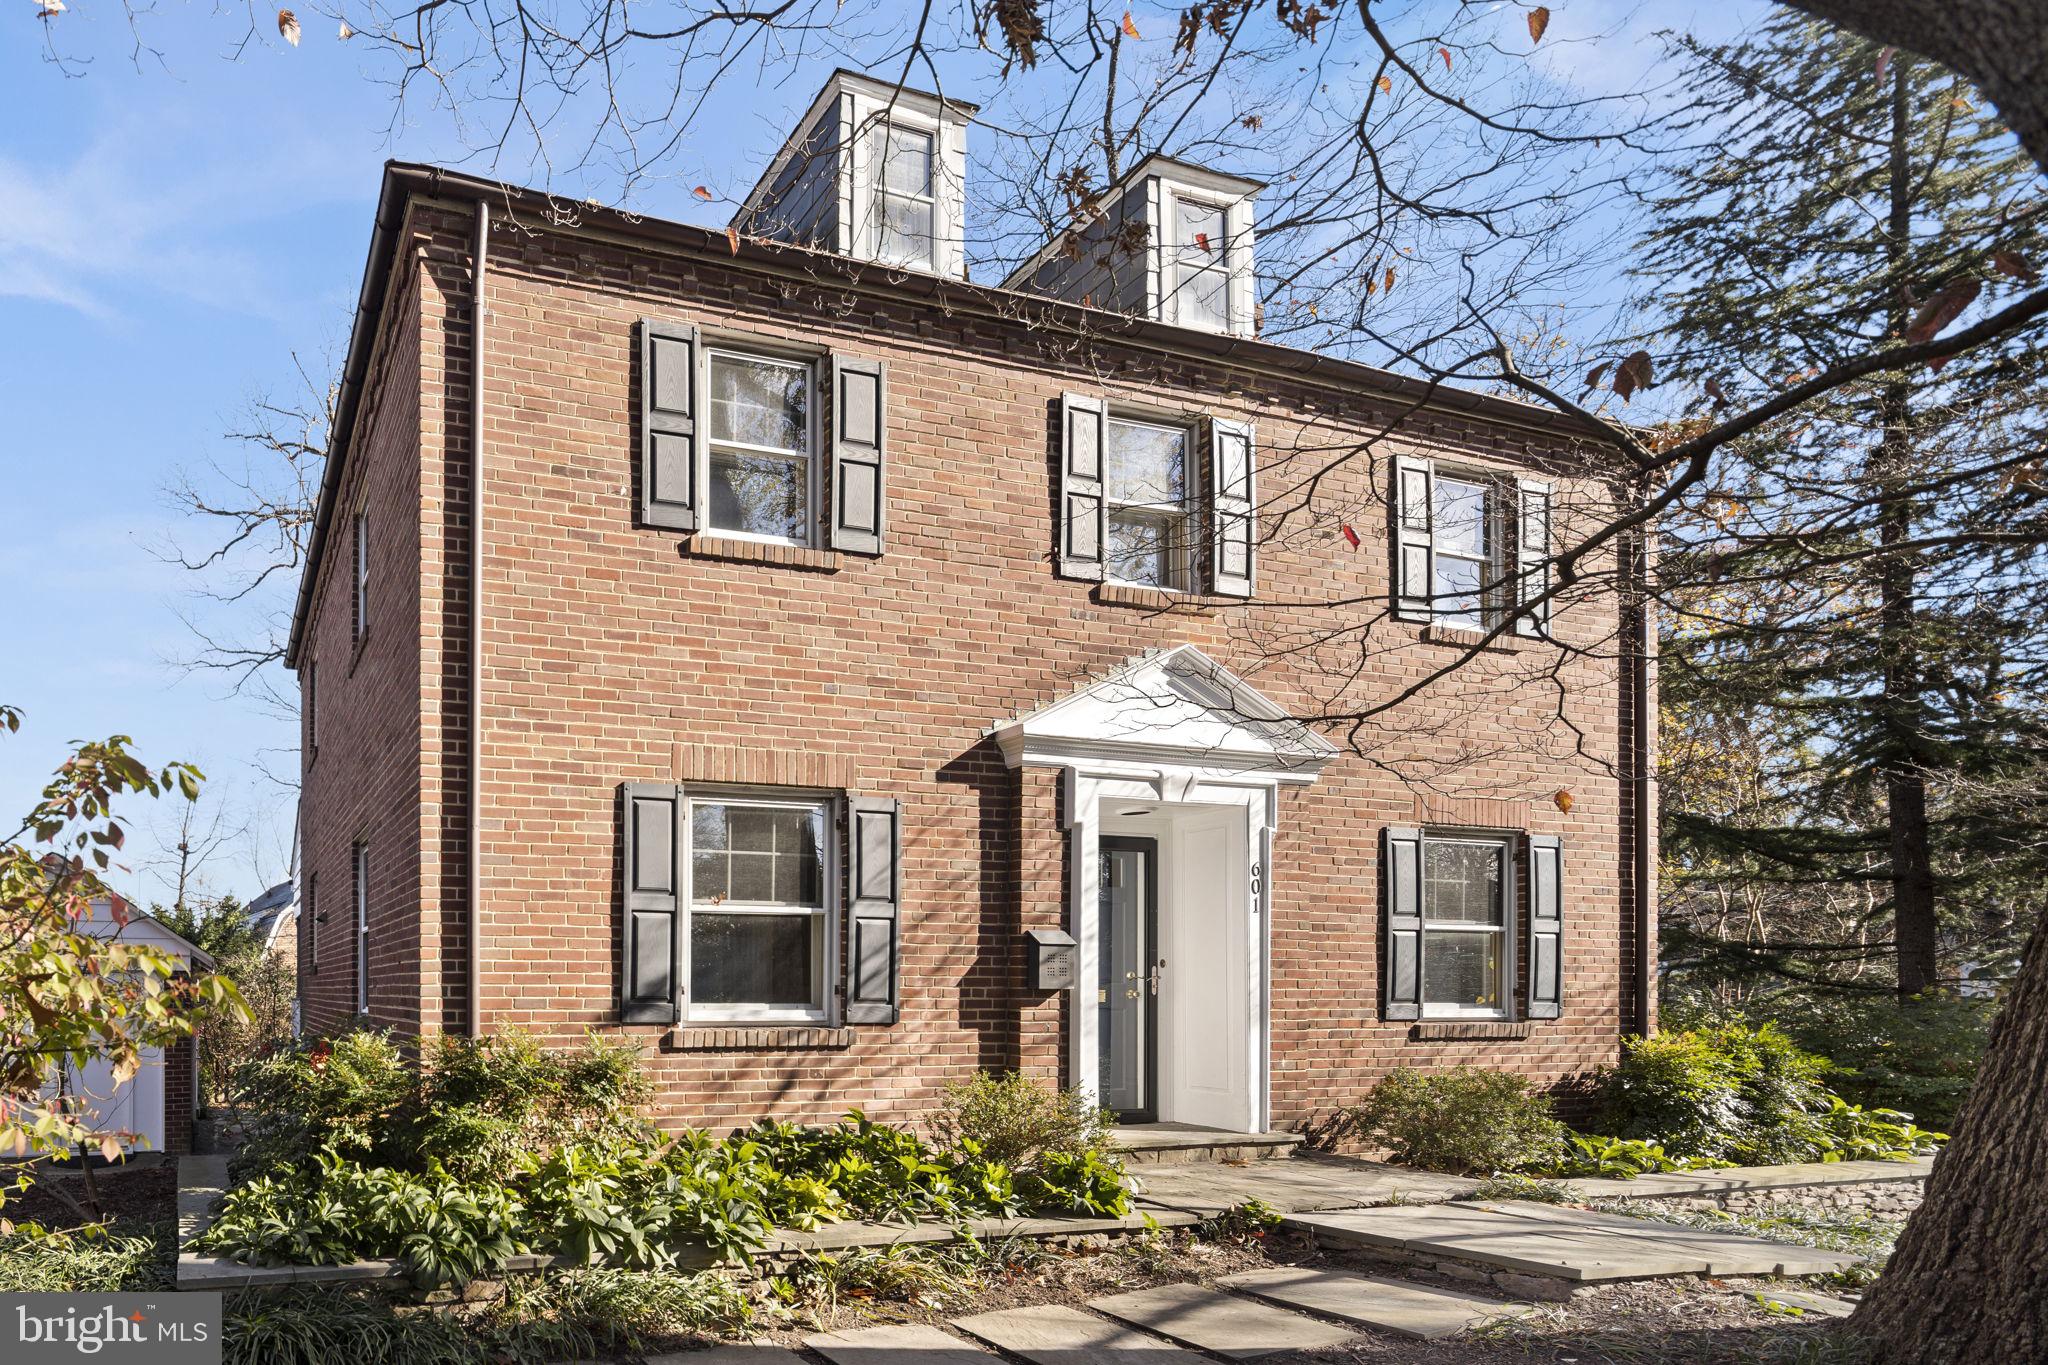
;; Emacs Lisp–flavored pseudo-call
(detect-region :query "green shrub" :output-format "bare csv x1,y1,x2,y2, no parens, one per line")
1553,1133,1688,1178
929,1072,1115,1170
1345,1067,1568,1175
1594,1023,1840,1164
1813,1098,1944,1161
231,1028,414,1179
1017,1148,1131,1217
1773,994,1992,1131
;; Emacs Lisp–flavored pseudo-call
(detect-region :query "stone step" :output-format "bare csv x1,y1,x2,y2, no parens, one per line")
645,1348,809,1365
1088,1282,1356,1358
1111,1125,1303,1167
953,1305,1198,1365
807,1323,997,1365
1222,1266,1528,1341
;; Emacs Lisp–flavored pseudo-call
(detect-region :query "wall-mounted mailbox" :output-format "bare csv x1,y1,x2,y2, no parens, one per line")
1025,928,1078,992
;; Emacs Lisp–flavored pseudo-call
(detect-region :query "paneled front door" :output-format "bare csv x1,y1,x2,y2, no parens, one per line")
1098,837,1159,1122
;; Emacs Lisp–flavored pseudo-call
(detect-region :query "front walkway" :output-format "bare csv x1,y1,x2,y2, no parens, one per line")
1131,1151,1476,1215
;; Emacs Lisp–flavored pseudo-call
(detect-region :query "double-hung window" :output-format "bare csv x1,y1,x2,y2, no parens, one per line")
1420,835,1511,1018
1104,417,1194,591
1395,457,1539,632
351,508,370,642
687,793,834,1022
873,123,936,270
706,350,816,545
1171,197,1231,331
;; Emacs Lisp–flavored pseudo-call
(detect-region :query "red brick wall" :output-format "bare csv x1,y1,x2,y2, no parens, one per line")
163,1032,194,1156
300,195,1649,1131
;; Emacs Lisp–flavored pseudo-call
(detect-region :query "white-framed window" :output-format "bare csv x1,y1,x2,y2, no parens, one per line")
1396,459,1513,631
1420,834,1512,1018
351,508,370,642
685,791,836,1023
872,122,937,270
352,842,370,1014
1104,415,1195,591
705,349,817,546
1170,195,1231,331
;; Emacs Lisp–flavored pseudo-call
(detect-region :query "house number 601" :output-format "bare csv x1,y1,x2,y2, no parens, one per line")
1250,862,1263,904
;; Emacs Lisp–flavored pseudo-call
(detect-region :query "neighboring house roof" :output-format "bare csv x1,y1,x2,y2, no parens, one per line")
284,161,1616,668
80,898,216,971
245,879,299,951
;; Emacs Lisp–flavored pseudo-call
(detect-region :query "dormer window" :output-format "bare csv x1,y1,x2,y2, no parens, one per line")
875,124,937,269
1171,197,1230,331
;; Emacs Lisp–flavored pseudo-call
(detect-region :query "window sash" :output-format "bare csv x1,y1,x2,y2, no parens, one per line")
352,512,369,640
683,794,835,1023
704,350,817,546
1103,417,1195,591
353,844,369,1015
1418,835,1512,1019
874,124,936,268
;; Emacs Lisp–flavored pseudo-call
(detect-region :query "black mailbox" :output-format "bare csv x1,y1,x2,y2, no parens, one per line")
1025,928,1078,992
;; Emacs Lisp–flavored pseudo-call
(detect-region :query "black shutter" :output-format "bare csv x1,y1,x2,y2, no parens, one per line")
1527,834,1564,1019
638,319,700,531
1382,825,1424,1020
1515,477,1552,637
1057,393,1106,580
620,782,682,1024
1392,455,1433,622
830,355,887,554
1210,417,1255,597
846,796,902,1024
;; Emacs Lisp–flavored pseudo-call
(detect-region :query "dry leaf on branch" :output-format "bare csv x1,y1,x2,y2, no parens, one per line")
1553,789,1574,814
1875,45,1895,80
278,8,301,45
1527,6,1550,45
692,186,713,200
1438,46,1453,73
1376,74,1393,94
1120,11,1140,39
724,227,741,255
1580,362,1608,398
1383,266,1397,295
1613,350,1654,401
1704,376,1728,409
36,0,66,15
1341,523,1360,548
1992,249,2038,285
1903,278,1981,344
338,19,353,39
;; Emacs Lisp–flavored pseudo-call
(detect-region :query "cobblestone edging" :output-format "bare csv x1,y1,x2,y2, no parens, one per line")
1564,1156,1932,1219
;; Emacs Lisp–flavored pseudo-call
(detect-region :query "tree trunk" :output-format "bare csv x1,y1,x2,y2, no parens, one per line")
1851,915,2048,1360
1873,61,1939,997
1780,0,2048,175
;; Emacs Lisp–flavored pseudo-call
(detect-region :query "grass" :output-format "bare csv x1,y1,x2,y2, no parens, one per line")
0,1220,176,1292
1462,1173,1578,1204
1599,1200,1902,1288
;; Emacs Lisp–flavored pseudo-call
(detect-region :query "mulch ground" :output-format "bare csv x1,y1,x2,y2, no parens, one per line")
5,1157,177,1231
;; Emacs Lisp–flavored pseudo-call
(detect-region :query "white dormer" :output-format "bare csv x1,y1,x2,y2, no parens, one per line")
736,70,973,279
1003,156,1261,337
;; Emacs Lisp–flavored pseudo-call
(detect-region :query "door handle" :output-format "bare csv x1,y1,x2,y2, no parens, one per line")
1148,960,1166,996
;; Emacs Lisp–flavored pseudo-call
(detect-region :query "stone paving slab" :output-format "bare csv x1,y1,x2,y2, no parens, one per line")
953,1305,1197,1364
1221,1266,1526,1341
807,1323,997,1365
1755,1289,1860,1319
1133,1154,1476,1215
1088,1282,1356,1358
646,1347,810,1365
1460,1202,1864,1277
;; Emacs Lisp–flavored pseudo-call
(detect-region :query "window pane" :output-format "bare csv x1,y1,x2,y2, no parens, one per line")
729,851,776,903
692,802,826,909
878,195,935,267
882,126,933,196
1176,198,1226,259
709,450,808,540
691,912,820,1008
1422,930,1502,1009
1179,263,1228,330
1106,421,1186,504
1434,553,1483,626
1434,476,1489,556
1108,509,1186,590
692,850,730,903
1425,841,1504,925
709,355,808,452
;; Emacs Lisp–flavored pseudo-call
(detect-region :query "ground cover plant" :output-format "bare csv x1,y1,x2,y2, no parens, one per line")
197,1035,1132,1285
1339,1024,1943,1180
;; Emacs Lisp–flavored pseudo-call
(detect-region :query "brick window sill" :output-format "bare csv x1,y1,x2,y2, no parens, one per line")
1410,1020,1534,1041
1094,583,1231,613
682,536,841,573
1417,624,1531,653
666,1025,855,1051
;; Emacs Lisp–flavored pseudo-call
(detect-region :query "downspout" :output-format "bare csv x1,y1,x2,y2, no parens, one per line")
467,200,490,1038
1628,529,1656,1037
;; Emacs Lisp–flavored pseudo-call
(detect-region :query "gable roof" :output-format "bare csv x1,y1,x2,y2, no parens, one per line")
989,644,1337,776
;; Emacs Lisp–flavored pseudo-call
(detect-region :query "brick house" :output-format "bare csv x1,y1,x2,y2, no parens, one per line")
287,73,1654,1135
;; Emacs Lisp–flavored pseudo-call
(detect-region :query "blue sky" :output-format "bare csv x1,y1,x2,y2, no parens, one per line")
0,0,1755,908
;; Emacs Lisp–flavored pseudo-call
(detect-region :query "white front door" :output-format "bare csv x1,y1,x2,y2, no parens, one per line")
1158,807,1254,1131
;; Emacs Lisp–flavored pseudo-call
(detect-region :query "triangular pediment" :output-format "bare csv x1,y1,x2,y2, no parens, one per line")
989,645,1337,775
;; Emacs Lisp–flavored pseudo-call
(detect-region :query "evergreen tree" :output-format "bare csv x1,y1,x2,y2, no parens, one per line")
1643,14,2048,1001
